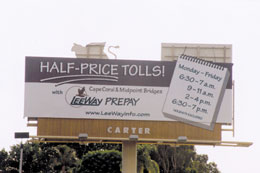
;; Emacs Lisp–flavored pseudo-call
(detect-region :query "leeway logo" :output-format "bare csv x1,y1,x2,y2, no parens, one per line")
66,86,102,107
65,86,141,108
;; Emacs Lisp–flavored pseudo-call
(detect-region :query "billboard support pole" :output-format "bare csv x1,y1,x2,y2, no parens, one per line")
19,144,23,173
122,141,137,173
14,132,29,173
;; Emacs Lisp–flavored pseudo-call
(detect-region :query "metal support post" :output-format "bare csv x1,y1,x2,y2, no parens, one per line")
122,141,137,173
19,144,23,173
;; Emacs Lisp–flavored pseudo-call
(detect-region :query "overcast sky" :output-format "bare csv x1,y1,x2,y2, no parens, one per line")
1,0,260,172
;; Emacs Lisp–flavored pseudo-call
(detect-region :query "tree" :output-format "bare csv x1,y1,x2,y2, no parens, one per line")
207,162,220,173
67,143,121,159
50,145,79,173
78,149,121,173
151,145,220,173
2,143,79,173
37,143,67,173
0,149,8,171
137,145,159,173
186,155,220,173
151,145,195,172
4,142,57,173
1,142,219,173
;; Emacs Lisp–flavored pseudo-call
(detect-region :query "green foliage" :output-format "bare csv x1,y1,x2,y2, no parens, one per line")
137,145,159,173
185,154,220,173
207,162,220,173
151,145,196,172
78,149,121,173
0,149,8,171
5,143,41,172
50,145,79,173
67,143,121,159
151,145,220,173
2,143,79,173
0,142,219,173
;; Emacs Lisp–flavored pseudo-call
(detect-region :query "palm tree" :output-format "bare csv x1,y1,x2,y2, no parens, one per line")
137,145,159,173
51,145,79,173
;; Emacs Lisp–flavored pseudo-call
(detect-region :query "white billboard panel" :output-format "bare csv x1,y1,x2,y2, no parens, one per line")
24,57,233,127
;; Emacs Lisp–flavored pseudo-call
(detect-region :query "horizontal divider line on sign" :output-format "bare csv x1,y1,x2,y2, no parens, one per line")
29,135,252,147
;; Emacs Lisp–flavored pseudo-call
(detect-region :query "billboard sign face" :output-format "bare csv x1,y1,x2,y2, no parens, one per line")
24,57,233,127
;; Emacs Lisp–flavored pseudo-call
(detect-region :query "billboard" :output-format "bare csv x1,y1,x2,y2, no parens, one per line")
24,56,233,127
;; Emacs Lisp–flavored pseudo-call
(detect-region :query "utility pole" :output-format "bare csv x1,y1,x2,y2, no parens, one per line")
14,132,29,173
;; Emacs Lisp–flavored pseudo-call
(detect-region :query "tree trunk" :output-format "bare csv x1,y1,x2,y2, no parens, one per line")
61,165,66,173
